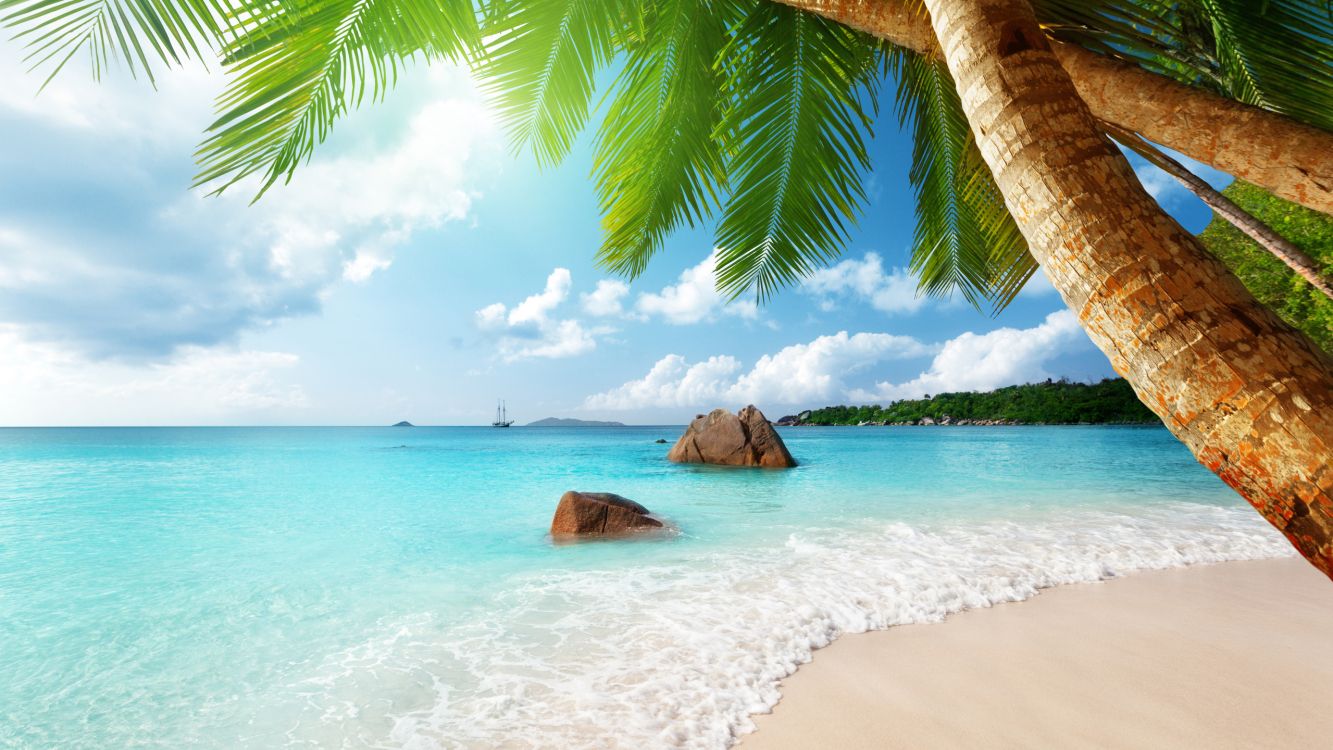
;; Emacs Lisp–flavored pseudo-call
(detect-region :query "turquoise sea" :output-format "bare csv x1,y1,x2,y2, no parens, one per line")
0,425,1290,749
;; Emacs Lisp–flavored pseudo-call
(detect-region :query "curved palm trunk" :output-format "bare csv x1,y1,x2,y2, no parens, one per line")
920,0,1333,579
1107,125,1333,301
775,0,1333,217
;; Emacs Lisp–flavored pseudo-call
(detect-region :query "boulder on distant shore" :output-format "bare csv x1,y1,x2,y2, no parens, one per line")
550,491,664,536
667,405,797,468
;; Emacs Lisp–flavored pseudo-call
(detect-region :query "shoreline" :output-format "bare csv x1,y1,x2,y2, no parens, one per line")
739,556,1333,749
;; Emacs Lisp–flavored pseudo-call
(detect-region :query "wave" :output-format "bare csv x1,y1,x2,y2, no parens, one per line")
289,502,1291,749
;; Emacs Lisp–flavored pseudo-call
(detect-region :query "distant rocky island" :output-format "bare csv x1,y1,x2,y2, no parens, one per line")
391,421,414,427
777,379,1157,427
527,417,627,427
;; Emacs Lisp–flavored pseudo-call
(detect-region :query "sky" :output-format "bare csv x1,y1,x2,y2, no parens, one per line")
0,47,1230,426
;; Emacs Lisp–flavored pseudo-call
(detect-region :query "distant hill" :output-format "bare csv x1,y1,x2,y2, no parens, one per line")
789,378,1157,426
391,421,414,427
527,417,627,427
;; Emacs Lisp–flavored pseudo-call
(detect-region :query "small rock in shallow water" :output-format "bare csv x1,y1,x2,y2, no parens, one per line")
655,438,668,444
550,491,664,536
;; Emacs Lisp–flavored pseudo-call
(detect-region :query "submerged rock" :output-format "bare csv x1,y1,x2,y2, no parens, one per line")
655,438,668,444
666,405,797,468
550,491,664,536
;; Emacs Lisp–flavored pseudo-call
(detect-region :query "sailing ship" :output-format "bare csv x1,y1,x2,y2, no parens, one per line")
491,400,515,428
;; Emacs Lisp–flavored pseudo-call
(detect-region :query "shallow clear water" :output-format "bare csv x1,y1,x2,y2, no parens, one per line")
0,426,1291,748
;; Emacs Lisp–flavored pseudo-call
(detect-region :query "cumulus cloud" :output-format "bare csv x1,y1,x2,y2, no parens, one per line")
0,325,308,425
584,331,934,410
801,252,926,314
0,49,497,359
581,280,630,317
583,354,744,410
635,252,759,324
850,310,1089,401
475,268,608,361
586,311,1094,410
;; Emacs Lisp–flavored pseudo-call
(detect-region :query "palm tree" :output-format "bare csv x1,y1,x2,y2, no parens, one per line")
2,0,1332,579
1105,123,1333,302
778,0,1333,217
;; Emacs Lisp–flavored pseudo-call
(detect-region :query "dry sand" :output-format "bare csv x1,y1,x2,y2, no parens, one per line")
740,557,1333,750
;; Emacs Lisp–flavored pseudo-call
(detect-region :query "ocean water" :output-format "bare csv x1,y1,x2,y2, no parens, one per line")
0,425,1292,749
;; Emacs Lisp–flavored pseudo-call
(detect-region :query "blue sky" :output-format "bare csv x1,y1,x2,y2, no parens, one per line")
0,48,1227,426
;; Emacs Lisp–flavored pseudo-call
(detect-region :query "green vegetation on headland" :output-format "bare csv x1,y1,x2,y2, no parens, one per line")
782,378,1156,426
1199,181,1333,353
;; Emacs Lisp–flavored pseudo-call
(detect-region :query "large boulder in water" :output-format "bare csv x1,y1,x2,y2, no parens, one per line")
550,491,664,536
667,405,797,468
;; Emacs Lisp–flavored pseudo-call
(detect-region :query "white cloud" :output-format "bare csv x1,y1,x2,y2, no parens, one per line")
0,52,498,358
850,310,1088,401
474,268,608,361
584,354,742,410
801,252,926,314
0,48,217,140
581,280,630,317
507,268,572,326
169,87,494,287
730,332,935,405
584,331,934,410
635,252,759,324
475,303,508,329
0,326,308,425
585,311,1094,411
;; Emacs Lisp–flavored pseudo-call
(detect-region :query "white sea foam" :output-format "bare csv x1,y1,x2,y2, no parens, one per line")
294,503,1291,749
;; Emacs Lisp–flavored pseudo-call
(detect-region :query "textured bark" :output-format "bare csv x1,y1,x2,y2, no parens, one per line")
774,0,1333,216
1108,125,1333,301
921,0,1333,579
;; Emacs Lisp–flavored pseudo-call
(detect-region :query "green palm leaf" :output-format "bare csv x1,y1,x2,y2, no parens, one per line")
1196,0,1333,131
712,2,878,301
192,0,477,197
591,0,733,278
1033,0,1333,132
888,47,1033,312
479,0,624,167
0,0,237,86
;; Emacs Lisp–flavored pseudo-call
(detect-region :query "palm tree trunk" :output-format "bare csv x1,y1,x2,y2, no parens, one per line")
1106,124,1333,302
774,0,1333,217
920,0,1333,579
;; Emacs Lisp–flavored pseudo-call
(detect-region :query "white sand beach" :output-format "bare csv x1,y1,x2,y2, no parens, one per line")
741,556,1333,750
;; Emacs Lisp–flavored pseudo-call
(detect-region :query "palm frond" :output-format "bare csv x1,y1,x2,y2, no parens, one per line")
712,2,879,301
887,47,1032,312
479,0,624,167
192,0,477,197
591,0,733,279
1033,0,1333,133
1196,0,1333,131
0,0,238,86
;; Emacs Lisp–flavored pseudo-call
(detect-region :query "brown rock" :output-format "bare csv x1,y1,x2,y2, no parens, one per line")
666,405,797,468
550,491,664,536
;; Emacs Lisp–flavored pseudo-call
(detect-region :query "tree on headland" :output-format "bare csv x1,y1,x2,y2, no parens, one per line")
797,379,1158,426
2,0,1331,579
1198,182,1333,353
